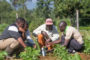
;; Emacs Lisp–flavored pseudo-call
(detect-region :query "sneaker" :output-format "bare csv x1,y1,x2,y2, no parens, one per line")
68,49,76,54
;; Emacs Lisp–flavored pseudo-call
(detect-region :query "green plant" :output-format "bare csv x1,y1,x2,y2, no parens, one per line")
0,51,7,60
0,24,9,34
80,27,90,30
83,38,90,54
54,44,81,60
29,17,44,32
19,47,40,60
80,30,90,54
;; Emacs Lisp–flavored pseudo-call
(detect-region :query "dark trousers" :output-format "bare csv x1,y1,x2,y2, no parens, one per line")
61,36,83,51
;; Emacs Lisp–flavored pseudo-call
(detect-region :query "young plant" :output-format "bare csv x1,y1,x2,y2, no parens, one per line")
0,51,7,60
53,44,81,60
19,47,40,60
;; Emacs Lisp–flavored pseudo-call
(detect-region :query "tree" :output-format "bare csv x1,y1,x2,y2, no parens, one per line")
36,0,53,18
0,0,16,24
10,0,28,18
54,0,90,26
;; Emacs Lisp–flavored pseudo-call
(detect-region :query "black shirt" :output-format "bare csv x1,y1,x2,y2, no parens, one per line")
0,24,21,40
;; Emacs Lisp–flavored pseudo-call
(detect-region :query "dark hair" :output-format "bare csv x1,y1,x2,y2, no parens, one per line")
16,17,26,28
16,17,25,24
59,21,67,27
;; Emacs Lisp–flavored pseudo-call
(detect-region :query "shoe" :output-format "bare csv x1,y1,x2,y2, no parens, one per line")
68,49,76,54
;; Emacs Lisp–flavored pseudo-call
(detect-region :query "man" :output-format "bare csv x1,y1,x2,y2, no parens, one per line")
0,17,27,58
20,22,36,48
33,18,59,51
13,22,36,57
49,21,84,53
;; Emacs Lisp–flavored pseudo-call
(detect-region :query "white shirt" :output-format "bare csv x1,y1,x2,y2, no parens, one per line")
33,24,60,41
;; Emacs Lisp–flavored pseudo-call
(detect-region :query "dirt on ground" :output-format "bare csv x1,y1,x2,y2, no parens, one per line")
5,53,90,60
78,53,90,60
39,53,90,60
39,56,58,60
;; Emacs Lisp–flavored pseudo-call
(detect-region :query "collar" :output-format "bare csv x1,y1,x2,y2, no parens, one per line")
64,26,68,34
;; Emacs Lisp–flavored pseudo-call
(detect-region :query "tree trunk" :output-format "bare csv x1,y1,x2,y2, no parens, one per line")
16,13,18,18
76,10,79,30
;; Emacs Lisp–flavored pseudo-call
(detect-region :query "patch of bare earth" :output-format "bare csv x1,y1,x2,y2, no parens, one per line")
78,53,90,60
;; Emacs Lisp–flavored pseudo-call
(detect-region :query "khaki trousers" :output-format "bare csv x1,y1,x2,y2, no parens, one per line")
0,38,19,50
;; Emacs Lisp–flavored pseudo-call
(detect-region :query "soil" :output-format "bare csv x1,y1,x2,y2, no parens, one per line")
39,53,90,60
78,53,90,60
39,56,58,60
5,53,90,60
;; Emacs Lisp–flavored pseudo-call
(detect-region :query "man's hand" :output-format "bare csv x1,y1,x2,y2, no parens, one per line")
33,44,37,48
63,39,70,47
46,39,51,42
19,27,25,33
61,44,65,47
41,31,49,39
46,42,54,46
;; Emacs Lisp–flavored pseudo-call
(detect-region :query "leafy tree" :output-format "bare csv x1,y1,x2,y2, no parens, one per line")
0,0,16,24
36,0,53,18
54,0,90,26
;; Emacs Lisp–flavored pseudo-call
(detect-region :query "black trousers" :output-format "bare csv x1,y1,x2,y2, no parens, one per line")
60,36,83,51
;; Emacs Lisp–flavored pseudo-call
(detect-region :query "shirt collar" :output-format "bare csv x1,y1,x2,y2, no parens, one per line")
64,26,68,34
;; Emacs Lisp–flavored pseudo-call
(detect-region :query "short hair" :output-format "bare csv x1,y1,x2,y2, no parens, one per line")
16,17,25,24
59,21,67,27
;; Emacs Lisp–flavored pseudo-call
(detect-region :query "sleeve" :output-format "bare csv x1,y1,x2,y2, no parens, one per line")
8,26,21,40
65,28,73,40
50,26,60,41
33,24,45,35
26,30,35,44
25,30,32,40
